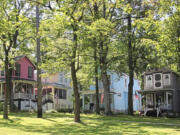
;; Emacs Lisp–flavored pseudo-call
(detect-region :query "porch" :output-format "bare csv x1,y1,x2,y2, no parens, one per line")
81,89,114,112
140,90,173,116
0,80,36,101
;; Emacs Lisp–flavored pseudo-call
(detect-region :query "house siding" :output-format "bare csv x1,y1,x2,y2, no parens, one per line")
111,73,140,113
88,72,140,113
0,56,35,80
15,57,34,80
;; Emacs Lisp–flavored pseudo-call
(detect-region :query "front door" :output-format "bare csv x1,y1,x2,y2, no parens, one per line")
166,92,173,110
146,94,154,108
156,92,165,109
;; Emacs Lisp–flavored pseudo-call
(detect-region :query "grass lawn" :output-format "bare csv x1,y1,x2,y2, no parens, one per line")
0,112,180,135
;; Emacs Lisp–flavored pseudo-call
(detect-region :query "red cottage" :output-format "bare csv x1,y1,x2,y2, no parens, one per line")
0,55,36,110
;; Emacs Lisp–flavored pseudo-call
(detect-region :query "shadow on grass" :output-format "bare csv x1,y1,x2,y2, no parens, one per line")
0,112,179,135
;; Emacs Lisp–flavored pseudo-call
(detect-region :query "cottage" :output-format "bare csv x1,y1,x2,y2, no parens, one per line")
0,55,36,110
81,72,140,113
41,72,73,111
139,69,180,117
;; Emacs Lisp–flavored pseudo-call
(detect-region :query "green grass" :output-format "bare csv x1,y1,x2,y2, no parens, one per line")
0,112,180,135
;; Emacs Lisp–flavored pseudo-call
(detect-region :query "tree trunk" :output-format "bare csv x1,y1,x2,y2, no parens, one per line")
9,67,14,112
71,27,80,123
101,70,111,115
94,47,100,114
71,62,80,122
99,41,111,115
4,51,9,119
177,30,180,72
127,13,134,115
36,5,43,118
93,2,100,114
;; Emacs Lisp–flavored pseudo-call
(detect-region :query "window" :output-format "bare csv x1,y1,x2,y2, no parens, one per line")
167,92,172,109
15,63,21,76
163,74,171,86
28,67,33,78
55,89,67,99
154,73,162,89
145,75,153,88
64,78,67,84
54,89,58,98
59,89,62,99
62,90,66,99
59,73,64,84
1,71,4,76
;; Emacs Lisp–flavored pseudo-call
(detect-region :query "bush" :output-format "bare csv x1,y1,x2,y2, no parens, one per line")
0,102,3,111
45,109,58,113
100,107,105,114
57,108,73,113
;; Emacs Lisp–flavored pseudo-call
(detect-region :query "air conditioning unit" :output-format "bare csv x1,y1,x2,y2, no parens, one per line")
163,74,171,86
154,73,162,89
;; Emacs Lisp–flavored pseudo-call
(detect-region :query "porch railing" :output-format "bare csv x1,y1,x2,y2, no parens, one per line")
14,93,35,100
0,95,4,100
42,94,53,103
144,103,172,111
0,93,35,100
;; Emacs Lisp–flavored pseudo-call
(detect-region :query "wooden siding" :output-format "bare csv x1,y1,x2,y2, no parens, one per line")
0,56,35,80
42,73,59,84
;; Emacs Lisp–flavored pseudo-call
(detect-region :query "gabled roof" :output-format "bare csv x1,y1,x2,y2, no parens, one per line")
14,55,36,69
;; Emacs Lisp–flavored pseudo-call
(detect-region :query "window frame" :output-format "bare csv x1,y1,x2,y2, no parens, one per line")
145,75,153,88
1,71,5,76
163,74,171,86
15,63,21,77
28,66,33,78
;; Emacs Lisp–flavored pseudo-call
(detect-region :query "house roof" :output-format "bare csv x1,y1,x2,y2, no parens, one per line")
143,68,179,76
14,55,36,69
138,89,174,93
42,82,71,89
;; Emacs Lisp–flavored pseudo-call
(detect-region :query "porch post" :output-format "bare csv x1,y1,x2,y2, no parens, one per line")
33,83,35,96
166,92,168,109
0,83,2,95
13,82,15,93
154,93,156,109
26,83,27,94
13,82,15,99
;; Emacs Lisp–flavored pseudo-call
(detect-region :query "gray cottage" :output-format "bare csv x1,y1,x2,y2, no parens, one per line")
140,69,180,117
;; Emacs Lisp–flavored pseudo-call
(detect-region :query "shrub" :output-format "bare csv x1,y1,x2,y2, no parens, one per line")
57,108,73,113
45,109,58,113
0,102,3,111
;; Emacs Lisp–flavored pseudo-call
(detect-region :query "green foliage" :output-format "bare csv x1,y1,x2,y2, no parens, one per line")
0,102,3,111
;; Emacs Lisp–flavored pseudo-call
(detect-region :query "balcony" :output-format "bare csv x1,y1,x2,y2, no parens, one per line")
0,93,35,101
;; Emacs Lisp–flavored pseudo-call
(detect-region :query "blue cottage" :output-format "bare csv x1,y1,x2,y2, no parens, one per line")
81,72,140,113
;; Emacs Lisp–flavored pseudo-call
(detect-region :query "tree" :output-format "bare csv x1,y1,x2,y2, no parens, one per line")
115,0,160,115
0,0,31,118
84,0,116,115
38,0,88,122
156,0,180,73
36,4,43,118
